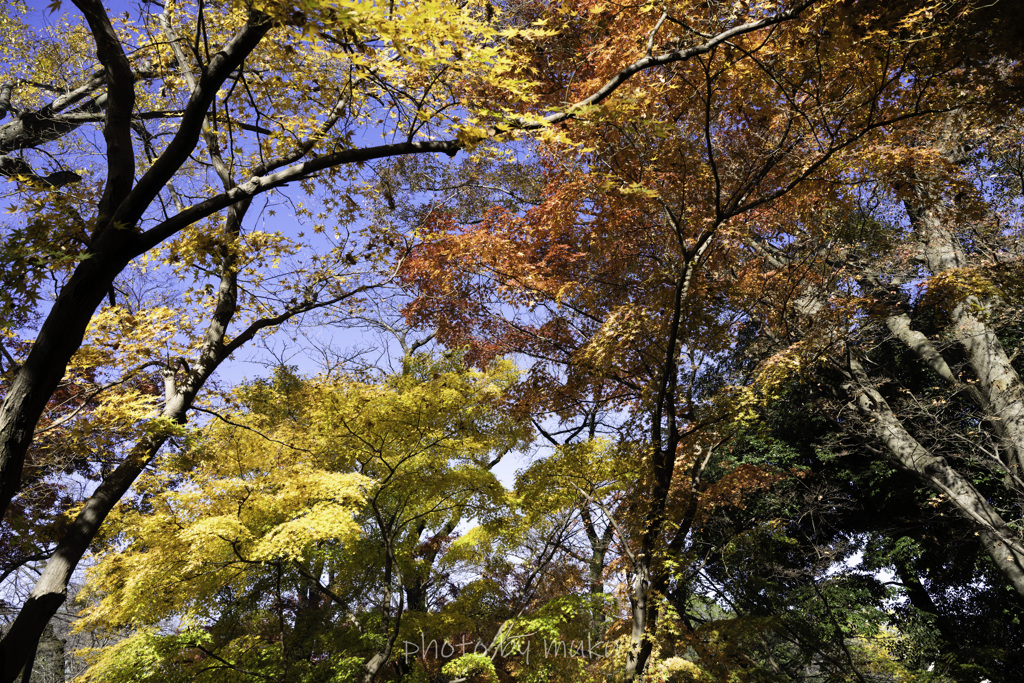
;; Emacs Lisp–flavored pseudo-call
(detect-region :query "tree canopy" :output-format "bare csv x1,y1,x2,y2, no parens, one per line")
2,0,1024,681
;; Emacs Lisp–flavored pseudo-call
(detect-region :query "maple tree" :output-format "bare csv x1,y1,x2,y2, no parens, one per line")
392,0,1024,678
73,355,529,683
393,2,974,679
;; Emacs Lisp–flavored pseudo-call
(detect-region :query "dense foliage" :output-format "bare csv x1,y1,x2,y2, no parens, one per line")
1,0,1023,681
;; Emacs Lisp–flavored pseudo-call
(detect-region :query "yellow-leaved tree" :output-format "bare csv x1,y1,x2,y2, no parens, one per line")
73,354,530,683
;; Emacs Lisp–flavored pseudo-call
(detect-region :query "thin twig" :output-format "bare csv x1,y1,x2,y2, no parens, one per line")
35,361,166,435
646,11,669,58
191,406,310,452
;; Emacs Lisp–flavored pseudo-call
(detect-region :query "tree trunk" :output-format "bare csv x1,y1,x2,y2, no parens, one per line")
904,138,1024,475
623,556,655,681
848,357,1024,598
0,6,273,523
0,248,135,519
0,198,250,681
0,401,178,682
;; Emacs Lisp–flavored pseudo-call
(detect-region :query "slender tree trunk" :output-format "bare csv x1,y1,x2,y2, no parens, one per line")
903,136,1024,475
362,541,405,683
0,248,135,518
580,505,612,599
2,431,170,682
0,370,193,683
848,357,1024,597
404,519,457,613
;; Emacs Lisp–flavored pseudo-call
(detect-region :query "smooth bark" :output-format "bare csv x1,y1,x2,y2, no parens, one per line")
847,356,1024,598
903,134,1024,474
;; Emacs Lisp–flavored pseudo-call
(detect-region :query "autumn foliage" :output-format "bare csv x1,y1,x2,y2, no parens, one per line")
2,0,1024,681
